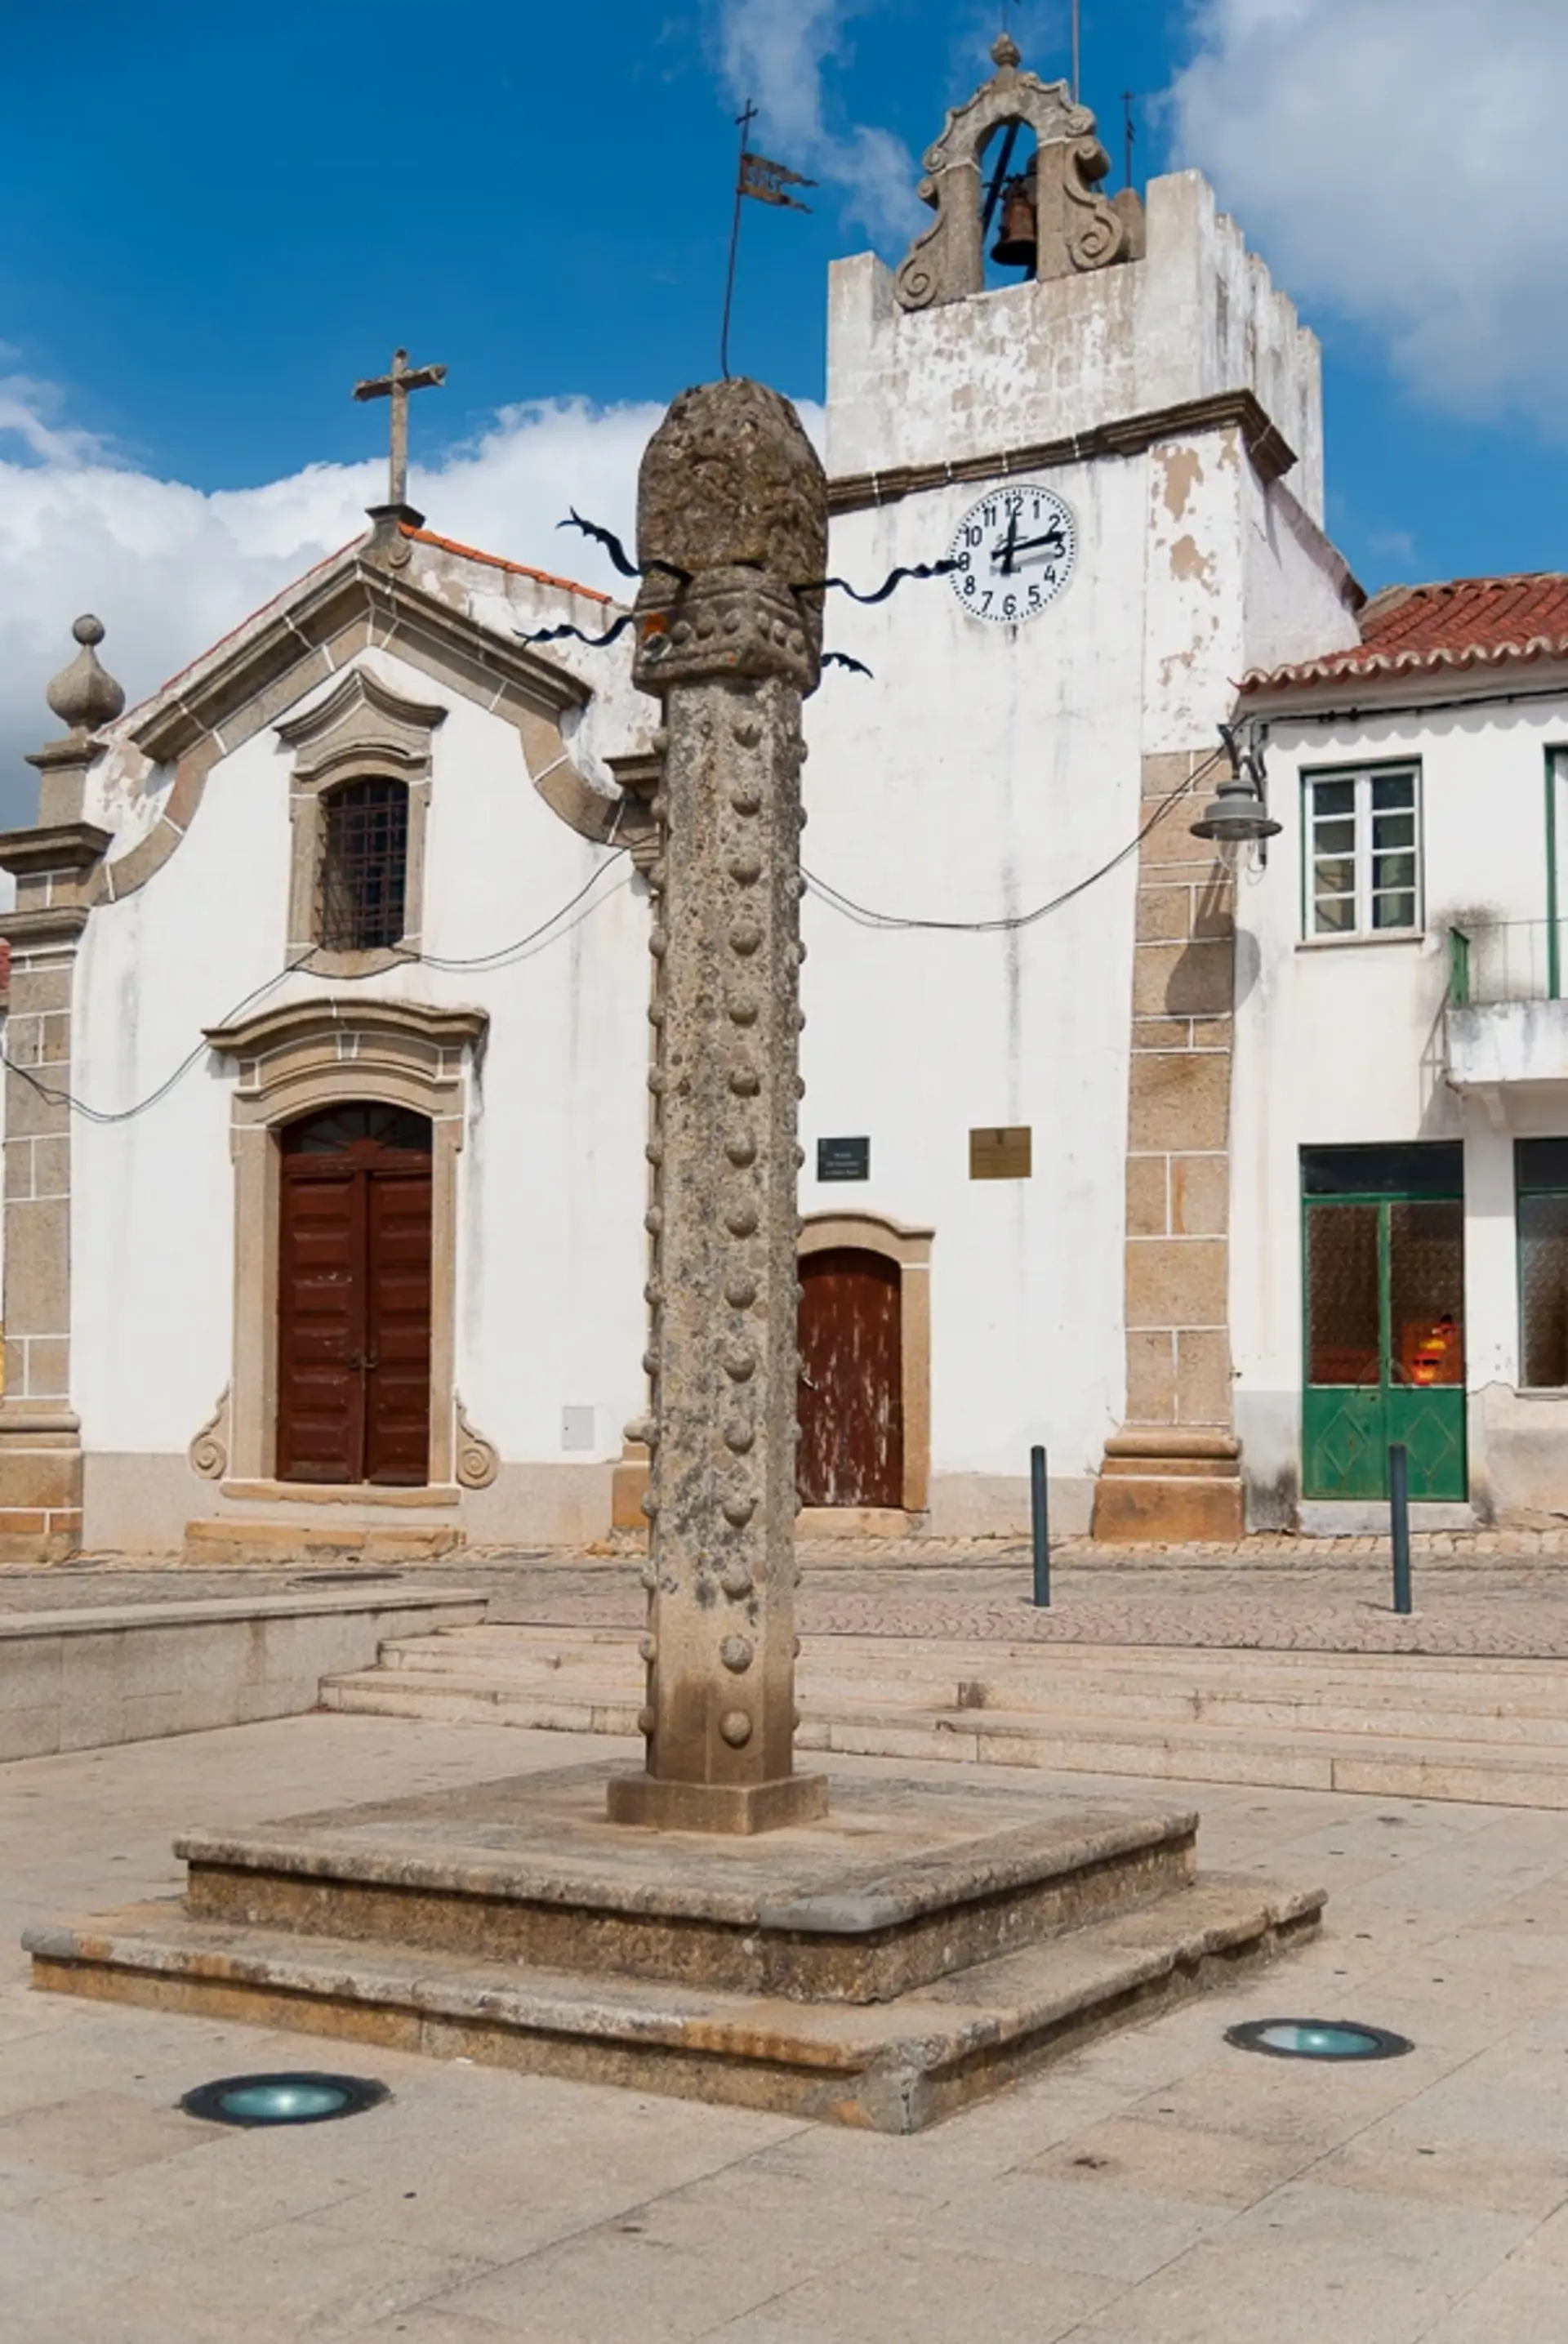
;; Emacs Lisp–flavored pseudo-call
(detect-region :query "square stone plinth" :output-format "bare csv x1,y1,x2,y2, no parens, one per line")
25,1762,1325,2132
176,1765,1204,2003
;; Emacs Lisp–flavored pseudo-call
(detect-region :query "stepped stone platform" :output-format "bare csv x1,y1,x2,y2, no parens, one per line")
24,1760,1322,2132
322,1621,1568,1808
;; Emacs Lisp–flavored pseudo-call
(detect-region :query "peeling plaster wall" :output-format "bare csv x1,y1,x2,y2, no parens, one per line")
1228,695,1568,1528
828,171,1325,522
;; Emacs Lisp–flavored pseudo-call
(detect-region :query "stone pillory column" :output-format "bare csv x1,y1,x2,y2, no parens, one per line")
608,378,830,1834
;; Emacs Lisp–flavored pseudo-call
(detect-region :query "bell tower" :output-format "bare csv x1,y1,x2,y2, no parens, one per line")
811,33,1358,1541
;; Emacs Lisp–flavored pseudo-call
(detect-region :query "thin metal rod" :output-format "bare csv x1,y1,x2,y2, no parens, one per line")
1122,90,1135,190
1071,0,1080,101
1031,1445,1051,1607
982,119,1021,236
719,100,755,382
1389,1443,1412,1615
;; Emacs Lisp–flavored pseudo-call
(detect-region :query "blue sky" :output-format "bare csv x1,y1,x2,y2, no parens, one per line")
0,0,1565,812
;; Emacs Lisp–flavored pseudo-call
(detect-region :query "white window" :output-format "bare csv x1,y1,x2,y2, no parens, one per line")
1305,765,1421,938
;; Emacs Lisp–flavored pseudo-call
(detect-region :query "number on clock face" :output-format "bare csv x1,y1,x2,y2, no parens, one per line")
946,484,1077,625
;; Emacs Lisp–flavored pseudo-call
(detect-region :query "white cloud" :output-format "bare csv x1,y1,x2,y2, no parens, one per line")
1167,0,1568,424
0,390,666,827
717,0,923,243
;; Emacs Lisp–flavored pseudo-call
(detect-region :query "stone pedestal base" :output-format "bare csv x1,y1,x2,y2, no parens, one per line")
0,1421,82,1562
1092,1431,1245,1543
27,1760,1322,2132
608,1446,651,1532
606,1770,829,1834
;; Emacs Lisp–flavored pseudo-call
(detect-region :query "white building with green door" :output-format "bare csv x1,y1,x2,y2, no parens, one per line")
1231,577,1568,1529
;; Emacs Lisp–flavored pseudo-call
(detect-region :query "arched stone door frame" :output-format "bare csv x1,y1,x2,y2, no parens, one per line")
202,996,488,1492
798,1211,933,1515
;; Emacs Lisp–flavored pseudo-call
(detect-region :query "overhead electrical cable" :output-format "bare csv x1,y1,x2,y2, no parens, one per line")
2,851,632,1128
801,748,1225,934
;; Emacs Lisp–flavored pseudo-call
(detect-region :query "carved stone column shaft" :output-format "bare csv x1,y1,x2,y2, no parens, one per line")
608,381,828,1834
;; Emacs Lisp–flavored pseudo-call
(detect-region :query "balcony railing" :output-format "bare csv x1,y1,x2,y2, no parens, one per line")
1447,920,1568,1008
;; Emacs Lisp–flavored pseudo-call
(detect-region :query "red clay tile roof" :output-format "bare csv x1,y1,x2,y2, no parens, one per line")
1241,573,1568,697
401,525,612,606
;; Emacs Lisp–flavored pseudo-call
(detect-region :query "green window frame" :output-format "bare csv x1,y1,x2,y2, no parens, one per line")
1517,1139,1568,1388
1302,762,1423,940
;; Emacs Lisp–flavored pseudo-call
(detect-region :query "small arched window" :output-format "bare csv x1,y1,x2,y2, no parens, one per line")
318,778,409,952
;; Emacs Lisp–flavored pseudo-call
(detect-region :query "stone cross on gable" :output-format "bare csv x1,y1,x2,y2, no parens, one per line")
353,347,448,515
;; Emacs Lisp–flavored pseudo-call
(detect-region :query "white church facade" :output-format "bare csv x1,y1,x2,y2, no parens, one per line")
3,36,1566,1561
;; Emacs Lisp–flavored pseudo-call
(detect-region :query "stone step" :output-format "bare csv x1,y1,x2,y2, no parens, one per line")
327,1658,1568,1745
384,1624,1568,1702
25,1867,1321,2134
319,1667,1568,1806
362,1649,1568,1738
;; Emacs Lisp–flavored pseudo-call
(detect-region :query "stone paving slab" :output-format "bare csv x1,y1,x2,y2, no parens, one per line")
2,1713,1568,2337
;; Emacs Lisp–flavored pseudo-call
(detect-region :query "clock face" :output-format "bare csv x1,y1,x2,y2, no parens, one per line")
947,484,1077,626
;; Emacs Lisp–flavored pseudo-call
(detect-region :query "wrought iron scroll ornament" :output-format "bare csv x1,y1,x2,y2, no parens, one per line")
514,512,954,675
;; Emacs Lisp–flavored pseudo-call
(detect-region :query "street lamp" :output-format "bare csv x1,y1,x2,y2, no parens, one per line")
1191,721,1281,844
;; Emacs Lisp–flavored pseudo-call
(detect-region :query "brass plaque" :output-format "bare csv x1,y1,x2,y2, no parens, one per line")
969,1125,1032,1180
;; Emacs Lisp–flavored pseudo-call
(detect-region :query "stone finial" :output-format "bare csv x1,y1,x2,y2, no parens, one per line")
991,30,1021,69
636,378,827,592
634,378,828,693
44,616,126,738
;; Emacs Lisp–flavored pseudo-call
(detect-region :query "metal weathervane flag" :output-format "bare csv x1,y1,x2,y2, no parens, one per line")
739,150,816,212
722,103,816,376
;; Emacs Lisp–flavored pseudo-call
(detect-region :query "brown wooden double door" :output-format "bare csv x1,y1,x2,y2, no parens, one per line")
276,1105,434,1485
796,1248,903,1509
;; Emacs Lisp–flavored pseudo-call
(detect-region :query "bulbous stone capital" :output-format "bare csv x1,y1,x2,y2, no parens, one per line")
636,378,826,586
634,380,827,698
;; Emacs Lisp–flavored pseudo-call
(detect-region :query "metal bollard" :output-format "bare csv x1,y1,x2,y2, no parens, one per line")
1389,1442,1412,1615
1031,1444,1050,1608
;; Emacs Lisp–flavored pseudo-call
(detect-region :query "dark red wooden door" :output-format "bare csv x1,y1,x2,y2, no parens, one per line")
277,1106,433,1486
796,1248,903,1508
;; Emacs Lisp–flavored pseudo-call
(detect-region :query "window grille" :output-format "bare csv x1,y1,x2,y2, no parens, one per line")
1305,766,1421,938
318,778,409,951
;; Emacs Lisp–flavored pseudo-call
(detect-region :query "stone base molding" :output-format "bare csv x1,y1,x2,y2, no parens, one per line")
1094,748,1241,1543
1092,1428,1245,1543
0,1415,83,1562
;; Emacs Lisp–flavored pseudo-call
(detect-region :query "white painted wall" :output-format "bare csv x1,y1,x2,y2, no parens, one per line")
70,616,656,1545
64,154,1364,1548
1229,691,1568,1525
828,172,1325,521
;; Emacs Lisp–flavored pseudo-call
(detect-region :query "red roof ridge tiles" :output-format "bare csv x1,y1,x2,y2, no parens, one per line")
1242,570,1568,697
399,524,613,607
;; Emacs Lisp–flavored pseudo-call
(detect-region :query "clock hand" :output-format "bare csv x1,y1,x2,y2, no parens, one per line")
995,507,1020,576
1010,526,1067,556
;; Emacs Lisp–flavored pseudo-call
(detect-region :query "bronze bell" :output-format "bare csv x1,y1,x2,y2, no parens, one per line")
990,172,1037,270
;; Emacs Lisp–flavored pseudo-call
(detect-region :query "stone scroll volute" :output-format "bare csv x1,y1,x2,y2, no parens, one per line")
894,33,1141,313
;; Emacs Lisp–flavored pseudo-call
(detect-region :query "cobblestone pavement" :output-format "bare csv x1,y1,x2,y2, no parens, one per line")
3,1713,1568,2342
7,1534,1568,1657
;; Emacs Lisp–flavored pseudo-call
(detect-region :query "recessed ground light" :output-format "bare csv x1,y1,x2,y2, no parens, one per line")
1225,2021,1414,2062
180,2072,390,2127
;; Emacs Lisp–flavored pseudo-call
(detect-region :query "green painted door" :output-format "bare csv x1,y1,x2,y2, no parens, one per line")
1302,1149,1466,1502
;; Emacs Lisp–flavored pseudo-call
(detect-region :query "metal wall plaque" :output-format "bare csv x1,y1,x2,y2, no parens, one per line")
817,1136,871,1182
969,1125,1032,1180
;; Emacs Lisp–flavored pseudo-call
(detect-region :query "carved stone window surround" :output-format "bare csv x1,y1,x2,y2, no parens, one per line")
203,995,488,1493
276,666,443,975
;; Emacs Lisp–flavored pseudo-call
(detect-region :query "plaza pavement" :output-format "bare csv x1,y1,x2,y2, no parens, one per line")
9,1532,1568,1656
2,1705,1567,2341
